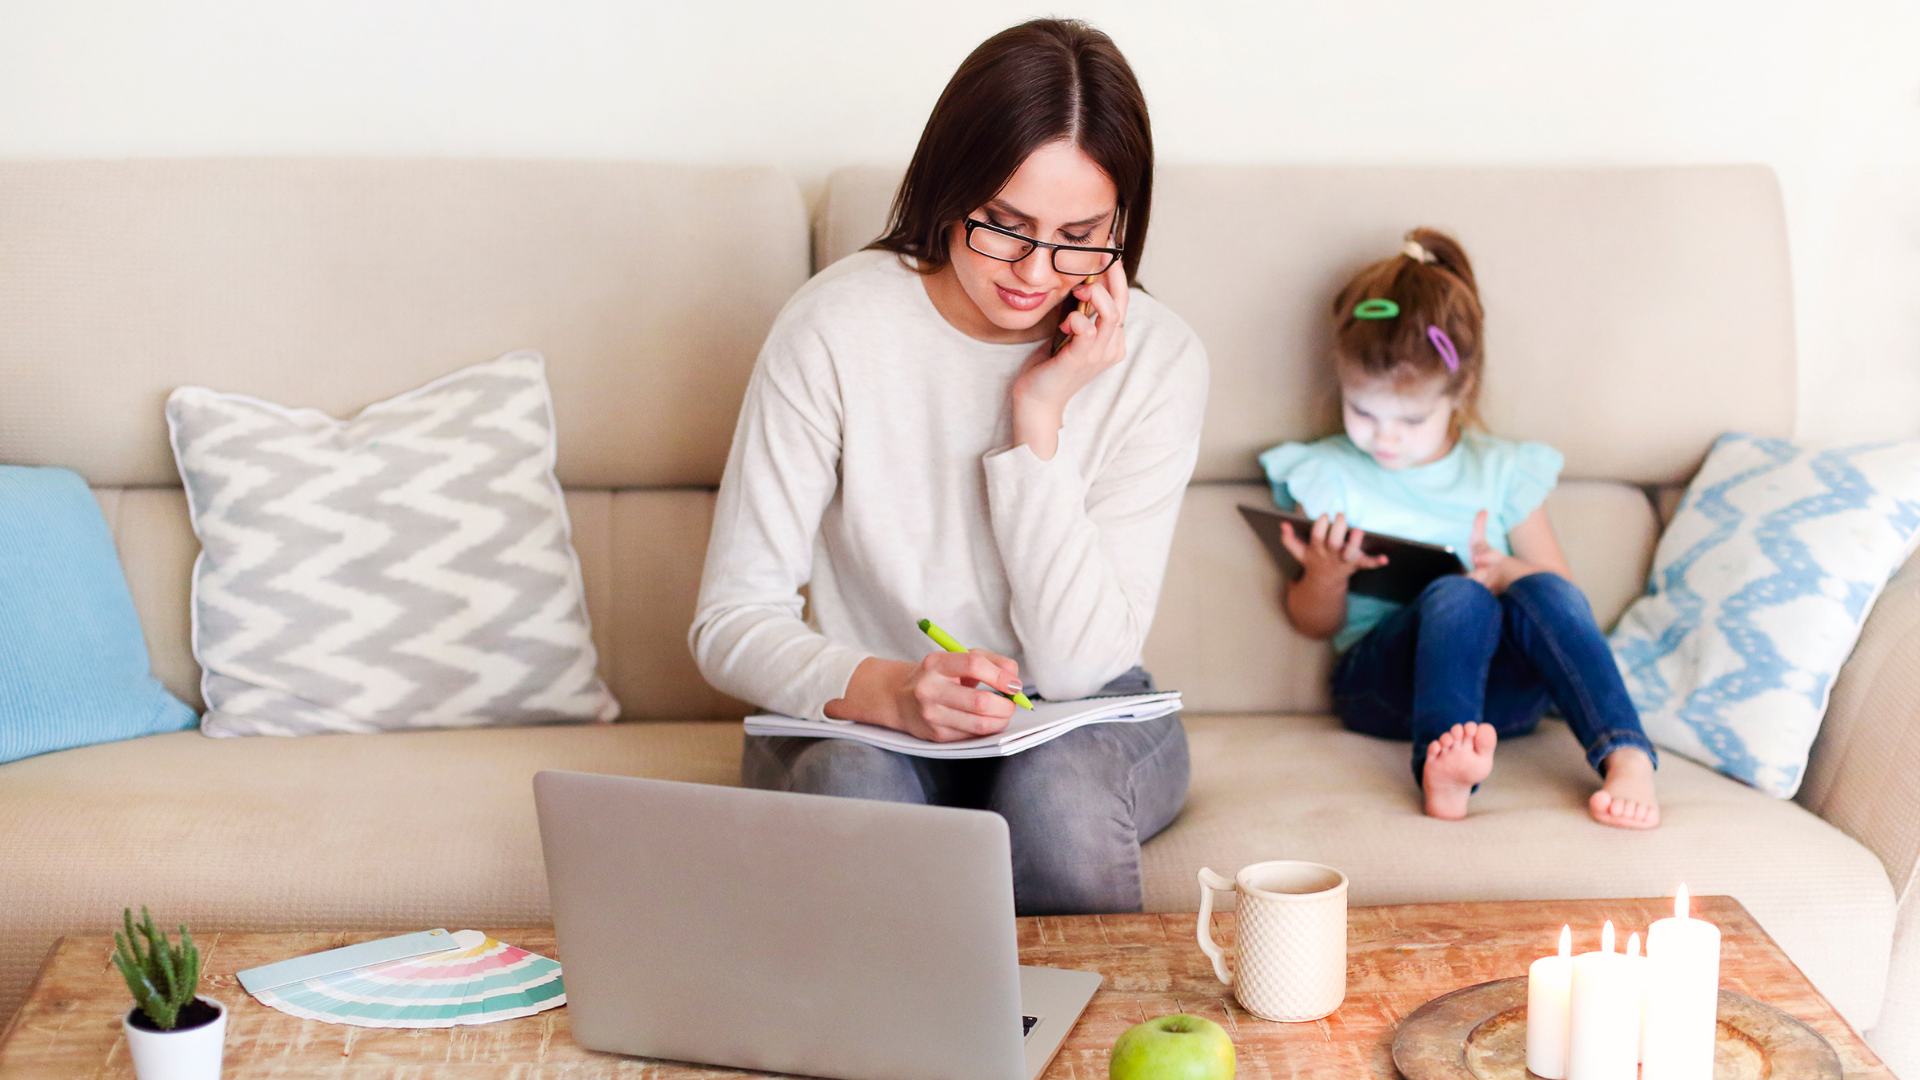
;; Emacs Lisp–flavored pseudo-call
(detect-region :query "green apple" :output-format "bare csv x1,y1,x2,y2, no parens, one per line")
1109,1013,1236,1080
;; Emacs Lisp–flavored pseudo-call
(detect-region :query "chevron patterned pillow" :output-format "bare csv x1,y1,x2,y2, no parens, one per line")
168,351,620,737
1609,433,1920,797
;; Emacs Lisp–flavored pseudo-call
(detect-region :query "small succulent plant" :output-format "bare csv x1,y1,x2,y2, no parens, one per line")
113,907,202,1030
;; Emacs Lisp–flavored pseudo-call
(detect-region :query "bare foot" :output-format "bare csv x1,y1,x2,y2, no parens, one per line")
1589,748,1660,829
1422,722,1497,820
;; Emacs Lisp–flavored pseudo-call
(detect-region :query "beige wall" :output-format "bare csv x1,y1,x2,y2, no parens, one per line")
1,0,1915,444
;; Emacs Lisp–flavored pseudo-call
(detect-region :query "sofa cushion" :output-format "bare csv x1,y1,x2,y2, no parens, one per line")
0,466,198,764
96,485,754,724
0,720,745,1024
168,352,619,736
92,487,204,710
1148,714,1896,1031
0,713,1890,1035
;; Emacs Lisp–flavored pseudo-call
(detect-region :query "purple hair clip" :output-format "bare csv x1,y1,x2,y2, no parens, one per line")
1427,325,1460,373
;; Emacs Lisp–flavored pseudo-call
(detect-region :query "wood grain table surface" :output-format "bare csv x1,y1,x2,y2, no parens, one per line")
0,896,1892,1079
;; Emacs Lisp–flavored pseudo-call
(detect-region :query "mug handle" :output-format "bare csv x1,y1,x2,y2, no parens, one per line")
1196,867,1235,986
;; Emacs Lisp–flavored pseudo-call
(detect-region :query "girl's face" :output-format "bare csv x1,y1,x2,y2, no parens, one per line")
929,139,1120,344
1340,369,1460,471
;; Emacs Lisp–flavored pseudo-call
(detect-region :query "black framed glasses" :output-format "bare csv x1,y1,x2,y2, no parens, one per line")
963,217,1123,276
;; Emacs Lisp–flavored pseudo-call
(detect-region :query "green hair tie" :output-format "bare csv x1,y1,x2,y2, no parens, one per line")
1353,298,1400,320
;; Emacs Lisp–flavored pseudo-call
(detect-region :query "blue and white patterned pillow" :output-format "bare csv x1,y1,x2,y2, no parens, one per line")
1610,433,1920,797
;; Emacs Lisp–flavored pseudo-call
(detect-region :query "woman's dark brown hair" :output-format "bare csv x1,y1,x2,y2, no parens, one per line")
1332,227,1486,427
870,18,1153,281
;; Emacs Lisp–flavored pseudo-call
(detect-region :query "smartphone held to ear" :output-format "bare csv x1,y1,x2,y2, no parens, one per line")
1049,275,1100,356
1049,208,1126,357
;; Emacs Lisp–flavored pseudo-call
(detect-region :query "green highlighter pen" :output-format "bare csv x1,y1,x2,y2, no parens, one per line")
917,618,1035,709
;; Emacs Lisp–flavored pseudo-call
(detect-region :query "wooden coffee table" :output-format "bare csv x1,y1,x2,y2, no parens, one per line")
0,896,1893,1078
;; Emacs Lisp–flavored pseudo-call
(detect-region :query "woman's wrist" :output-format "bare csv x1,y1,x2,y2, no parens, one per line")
824,656,910,730
1011,393,1065,461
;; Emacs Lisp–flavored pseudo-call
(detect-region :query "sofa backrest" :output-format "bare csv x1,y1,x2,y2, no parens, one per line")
818,164,1795,485
2,161,1798,720
818,164,1796,713
0,159,809,718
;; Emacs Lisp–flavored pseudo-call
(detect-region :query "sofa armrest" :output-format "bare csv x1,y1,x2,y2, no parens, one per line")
1802,547,1920,888
1798,548,1920,1063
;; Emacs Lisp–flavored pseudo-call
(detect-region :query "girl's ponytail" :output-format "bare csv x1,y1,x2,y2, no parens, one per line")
1404,227,1478,298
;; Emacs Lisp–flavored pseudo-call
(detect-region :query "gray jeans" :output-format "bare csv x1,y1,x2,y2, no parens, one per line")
741,667,1190,916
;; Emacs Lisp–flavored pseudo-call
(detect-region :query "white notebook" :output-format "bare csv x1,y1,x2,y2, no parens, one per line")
744,692,1182,759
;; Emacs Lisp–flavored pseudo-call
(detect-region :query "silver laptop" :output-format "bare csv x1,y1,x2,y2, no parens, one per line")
533,771,1102,1080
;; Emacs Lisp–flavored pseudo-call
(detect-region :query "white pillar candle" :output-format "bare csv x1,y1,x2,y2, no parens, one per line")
1567,921,1638,1080
1626,931,1648,1064
1642,886,1722,1080
1527,925,1575,1080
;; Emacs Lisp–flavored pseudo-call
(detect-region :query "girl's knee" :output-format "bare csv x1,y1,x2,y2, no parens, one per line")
1419,574,1499,619
1506,571,1591,619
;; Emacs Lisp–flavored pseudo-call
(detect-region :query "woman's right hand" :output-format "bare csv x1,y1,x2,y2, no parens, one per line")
827,651,1022,742
1280,513,1389,583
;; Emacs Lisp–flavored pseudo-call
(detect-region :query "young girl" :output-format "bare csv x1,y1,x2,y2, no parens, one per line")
1259,229,1659,829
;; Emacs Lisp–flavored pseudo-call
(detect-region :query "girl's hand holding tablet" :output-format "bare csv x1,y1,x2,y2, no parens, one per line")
1277,512,1391,641
1278,512,1391,583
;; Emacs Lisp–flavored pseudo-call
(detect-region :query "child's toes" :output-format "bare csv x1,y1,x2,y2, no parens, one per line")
1470,723,1498,755
1589,789,1660,830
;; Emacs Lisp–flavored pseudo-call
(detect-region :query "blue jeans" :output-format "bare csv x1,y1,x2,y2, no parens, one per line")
1332,574,1656,786
740,667,1189,916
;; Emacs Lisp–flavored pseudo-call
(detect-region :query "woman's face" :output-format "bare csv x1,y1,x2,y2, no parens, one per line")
931,139,1119,344
1340,369,1460,471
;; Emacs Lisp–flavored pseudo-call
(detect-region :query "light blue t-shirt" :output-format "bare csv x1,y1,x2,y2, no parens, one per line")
1256,432,1564,652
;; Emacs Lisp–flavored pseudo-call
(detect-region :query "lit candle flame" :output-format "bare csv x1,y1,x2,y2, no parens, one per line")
1627,932,1642,959
1558,924,1572,958
1602,920,1616,953
1675,883,1690,920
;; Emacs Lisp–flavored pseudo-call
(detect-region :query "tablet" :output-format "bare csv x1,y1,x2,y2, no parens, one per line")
1236,503,1465,604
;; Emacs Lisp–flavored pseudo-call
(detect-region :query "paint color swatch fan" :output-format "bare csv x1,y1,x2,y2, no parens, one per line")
237,928,566,1027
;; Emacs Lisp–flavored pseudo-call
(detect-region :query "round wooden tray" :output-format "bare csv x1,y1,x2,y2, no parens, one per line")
1390,977,1841,1080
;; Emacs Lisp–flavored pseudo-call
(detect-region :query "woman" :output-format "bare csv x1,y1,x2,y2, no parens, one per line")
690,18,1208,915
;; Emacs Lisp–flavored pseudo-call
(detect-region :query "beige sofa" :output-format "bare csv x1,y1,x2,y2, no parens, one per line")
1,159,1915,1075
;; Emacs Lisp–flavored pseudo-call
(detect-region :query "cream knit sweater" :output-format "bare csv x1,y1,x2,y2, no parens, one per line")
691,250,1208,721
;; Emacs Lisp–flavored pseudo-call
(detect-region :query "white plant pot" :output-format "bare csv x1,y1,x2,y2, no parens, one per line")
123,996,226,1080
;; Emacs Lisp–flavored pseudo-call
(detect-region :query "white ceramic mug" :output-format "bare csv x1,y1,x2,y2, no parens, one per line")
1196,860,1348,1022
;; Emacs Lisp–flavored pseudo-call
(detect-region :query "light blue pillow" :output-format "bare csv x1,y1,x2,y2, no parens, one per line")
1609,434,1920,797
0,466,198,763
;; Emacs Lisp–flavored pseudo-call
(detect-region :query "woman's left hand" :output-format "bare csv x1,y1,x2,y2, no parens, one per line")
1465,510,1548,595
1010,258,1131,460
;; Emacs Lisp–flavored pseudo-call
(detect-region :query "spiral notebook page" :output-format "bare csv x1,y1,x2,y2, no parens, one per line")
743,692,1182,759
